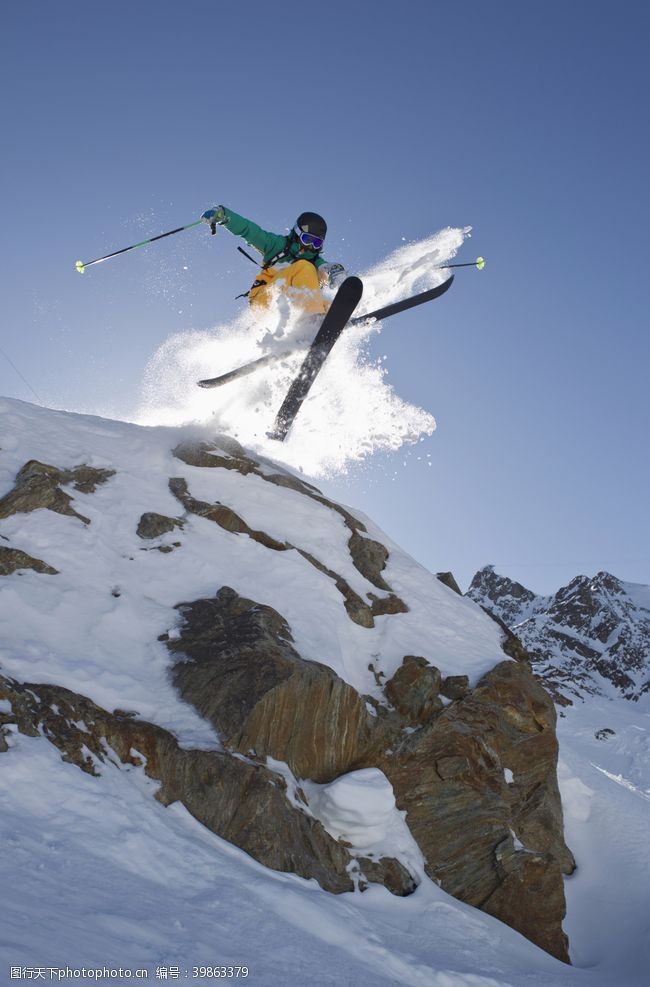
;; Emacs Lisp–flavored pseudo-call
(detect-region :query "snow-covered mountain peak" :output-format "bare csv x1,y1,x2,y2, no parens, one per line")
467,566,650,704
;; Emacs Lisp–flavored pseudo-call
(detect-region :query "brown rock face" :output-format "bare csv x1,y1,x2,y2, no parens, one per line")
0,460,115,524
0,545,58,576
385,656,443,725
136,512,184,539
436,571,464,596
0,672,414,898
169,587,373,782
380,660,573,962
167,581,572,962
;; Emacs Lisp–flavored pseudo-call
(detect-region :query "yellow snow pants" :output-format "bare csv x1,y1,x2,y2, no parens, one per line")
248,259,327,314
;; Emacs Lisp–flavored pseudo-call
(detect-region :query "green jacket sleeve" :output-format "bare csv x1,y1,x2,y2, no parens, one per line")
221,207,287,261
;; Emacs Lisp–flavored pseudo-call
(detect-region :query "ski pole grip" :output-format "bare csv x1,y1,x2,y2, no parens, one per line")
210,223,217,236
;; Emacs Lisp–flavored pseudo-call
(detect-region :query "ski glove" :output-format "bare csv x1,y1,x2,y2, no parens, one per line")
201,205,227,234
320,262,348,289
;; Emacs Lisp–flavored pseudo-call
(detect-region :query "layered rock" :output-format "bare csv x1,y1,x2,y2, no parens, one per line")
0,459,115,524
378,661,573,962
0,460,114,575
0,672,413,898
167,584,573,962
0,544,58,576
167,587,375,782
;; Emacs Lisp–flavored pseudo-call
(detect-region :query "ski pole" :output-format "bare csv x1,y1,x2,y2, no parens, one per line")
74,219,205,273
439,256,485,270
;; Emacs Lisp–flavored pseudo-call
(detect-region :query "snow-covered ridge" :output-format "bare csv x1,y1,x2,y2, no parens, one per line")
0,397,503,743
467,565,650,704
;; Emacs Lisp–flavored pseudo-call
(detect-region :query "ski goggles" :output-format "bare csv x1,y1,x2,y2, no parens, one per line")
295,228,325,250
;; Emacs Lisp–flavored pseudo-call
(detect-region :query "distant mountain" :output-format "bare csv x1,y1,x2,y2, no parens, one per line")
467,566,650,703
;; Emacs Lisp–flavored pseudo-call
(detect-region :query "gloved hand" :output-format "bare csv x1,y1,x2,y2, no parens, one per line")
320,262,347,289
201,205,227,234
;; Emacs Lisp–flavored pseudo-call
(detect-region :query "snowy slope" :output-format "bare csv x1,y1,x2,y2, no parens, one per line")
0,398,503,736
2,400,650,986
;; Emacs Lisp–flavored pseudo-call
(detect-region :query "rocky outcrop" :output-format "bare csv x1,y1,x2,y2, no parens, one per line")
384,655,443,725
0,460,115,524
167,583,573,963
379,660,573,962
136,512,184,540
436,571,463,596
0,545,58,576
0,437,575,963
0,672,414,898
167,587,375,781
172,438,404,598
169,476,405,629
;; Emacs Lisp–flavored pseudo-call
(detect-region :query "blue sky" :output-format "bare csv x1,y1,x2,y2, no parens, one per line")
1,1,649,594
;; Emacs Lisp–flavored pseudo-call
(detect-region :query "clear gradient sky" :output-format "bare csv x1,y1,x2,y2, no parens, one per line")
1,1,649,594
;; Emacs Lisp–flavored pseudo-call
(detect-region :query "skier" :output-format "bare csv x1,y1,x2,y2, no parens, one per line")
201,206,347,314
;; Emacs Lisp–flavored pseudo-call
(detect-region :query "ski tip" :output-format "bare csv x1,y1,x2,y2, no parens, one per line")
75,260,85,274
476,256,485,270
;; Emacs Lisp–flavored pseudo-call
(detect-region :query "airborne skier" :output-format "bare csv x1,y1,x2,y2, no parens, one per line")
200,206,347,314
72,203,477,441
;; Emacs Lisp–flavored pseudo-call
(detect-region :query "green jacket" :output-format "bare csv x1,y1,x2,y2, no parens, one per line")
222,207,329,270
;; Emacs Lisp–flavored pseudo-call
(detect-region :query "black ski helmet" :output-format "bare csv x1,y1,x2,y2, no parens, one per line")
295,211,327,240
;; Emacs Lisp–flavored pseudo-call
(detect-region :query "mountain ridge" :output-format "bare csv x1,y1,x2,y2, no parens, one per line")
467,564,650,704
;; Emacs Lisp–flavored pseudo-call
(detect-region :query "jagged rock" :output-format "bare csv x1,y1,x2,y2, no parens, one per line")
356,856,416,896
172,439,405,602
477,603,531,664
379,659,573,963
136,512,185,540
0,672,413,898
348,531,390,591
165,581,571,961
0,546,58,576
169,477,387,629
440,675,470,700
385,656,443,725
368,593,409,617
436,571,463,596
0,460,114,525
170,476,289,549
168,587,375,782
468,566,540,626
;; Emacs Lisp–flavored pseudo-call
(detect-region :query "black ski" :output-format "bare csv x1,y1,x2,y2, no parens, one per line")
267,277,363,441
198,351,282,388
351,274,454,324
197,275,454,390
